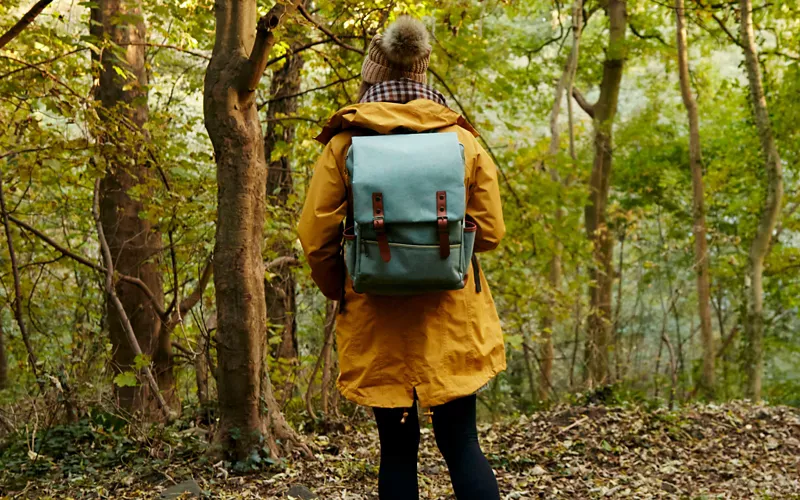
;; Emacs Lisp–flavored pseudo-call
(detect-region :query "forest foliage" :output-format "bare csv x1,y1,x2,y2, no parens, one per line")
0,0,799,485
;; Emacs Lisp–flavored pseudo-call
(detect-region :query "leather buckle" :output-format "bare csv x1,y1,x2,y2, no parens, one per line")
436,191,449,259
372,192,390,262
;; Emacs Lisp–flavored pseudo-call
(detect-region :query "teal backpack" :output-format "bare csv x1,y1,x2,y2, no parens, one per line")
343,132,479,295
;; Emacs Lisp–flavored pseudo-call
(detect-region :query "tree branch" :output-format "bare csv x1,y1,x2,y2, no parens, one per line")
240,2,299,93
0,0,54,50
629,21,670,46
428,67,524,208
8,215,167,318
297,4,365,55
571,87,595,118
0,176,44,391
257,75,360,109
265,36,363,68
711,12,742,47
0,54,83,99
265,256,300,272
92,179,174,420
119,42,210,60
163,258,213,333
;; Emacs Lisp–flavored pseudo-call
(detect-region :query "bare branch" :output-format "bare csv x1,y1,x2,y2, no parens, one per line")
92,179,174,421
120,42,210,60
265,256,300,272
629,21,670,47
8,215,167,318
571,87,595,118
265,36,364,68
711,12,742,46
297,4,365,55
0,176,44,391
0,54,83,99
257,75,360,109
428,67,524,208
164,258,213,333
0,0,54,50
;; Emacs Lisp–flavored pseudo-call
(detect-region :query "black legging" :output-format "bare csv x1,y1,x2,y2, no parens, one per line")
373,394,500,500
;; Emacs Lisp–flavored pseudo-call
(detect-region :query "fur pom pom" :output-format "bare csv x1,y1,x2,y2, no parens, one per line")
380,16,431,65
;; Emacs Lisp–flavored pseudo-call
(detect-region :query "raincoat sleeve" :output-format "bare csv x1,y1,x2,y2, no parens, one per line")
298,141,348,300
467,141,506,252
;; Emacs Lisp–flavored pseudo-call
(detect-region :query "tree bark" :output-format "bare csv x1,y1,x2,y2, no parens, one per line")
675,0,715,400
204,0,306,461
90,0,172,414
739,0,783,402
540,0,584,402
264,53,304,362
575,0,627,387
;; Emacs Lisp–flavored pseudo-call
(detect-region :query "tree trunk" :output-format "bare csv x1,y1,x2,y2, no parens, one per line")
675,0,715,400
739,0,783,402
195,332,210,405
264,53,304,362
204,0,306,460
575,0,627,388
90,0,172,413
320,300,337,414
540,0,584,402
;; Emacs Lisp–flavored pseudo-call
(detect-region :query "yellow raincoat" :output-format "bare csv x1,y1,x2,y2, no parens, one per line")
298,99,506,408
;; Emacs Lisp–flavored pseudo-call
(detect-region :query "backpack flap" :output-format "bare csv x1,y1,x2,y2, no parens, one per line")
348,133,466,228
344,132,471,295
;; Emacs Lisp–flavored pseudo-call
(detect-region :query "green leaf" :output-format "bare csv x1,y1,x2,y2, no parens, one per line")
133,354,150,371
113,372,137,388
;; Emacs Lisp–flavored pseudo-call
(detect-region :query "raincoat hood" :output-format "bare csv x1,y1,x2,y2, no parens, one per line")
315,99,479,145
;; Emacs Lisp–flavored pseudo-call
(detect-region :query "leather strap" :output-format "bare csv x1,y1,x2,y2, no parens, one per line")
373,192,391,262
436,191,449,259
472,254,482,293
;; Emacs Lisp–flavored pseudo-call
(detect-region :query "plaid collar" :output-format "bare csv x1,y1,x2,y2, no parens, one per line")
360,78,448,107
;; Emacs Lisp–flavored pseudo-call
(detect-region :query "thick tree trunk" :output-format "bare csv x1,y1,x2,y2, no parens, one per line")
675,0,715,399
264,53,304,362
91,0,171,413
540,0,584,402
204,0,306,460
739,0,783,401
575,0,626,387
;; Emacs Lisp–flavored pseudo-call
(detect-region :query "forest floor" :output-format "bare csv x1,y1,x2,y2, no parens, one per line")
1,401,799,499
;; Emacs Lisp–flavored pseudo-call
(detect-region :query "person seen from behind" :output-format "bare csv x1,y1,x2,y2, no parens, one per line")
298,15,506,500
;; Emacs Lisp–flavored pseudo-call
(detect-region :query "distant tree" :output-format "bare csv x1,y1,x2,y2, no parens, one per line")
573,0,627,386
674,0,715,398
264,53,304,364
739,0,784,401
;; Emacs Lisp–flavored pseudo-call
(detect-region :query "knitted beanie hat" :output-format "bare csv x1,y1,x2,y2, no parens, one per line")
361,16,431,84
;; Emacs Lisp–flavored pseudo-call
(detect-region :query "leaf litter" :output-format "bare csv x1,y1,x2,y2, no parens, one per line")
1,401,798,499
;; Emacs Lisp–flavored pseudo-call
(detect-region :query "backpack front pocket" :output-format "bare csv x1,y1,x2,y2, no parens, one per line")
354,240,467,294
